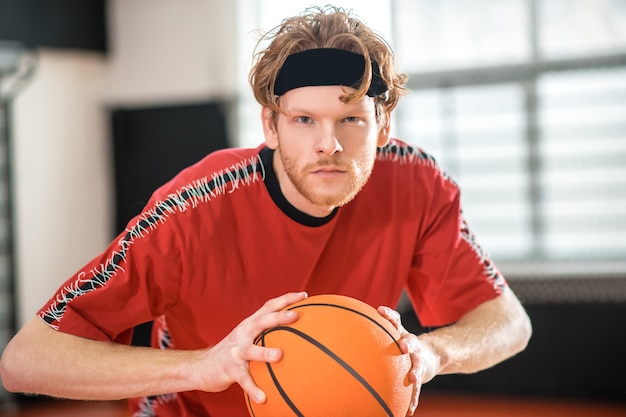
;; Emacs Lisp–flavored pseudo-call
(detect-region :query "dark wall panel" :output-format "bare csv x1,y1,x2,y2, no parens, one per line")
403,301,626,403
111,101,231,235
0,0,107,52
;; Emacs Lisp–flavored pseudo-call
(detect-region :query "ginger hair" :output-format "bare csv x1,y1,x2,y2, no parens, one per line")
248,5,408,126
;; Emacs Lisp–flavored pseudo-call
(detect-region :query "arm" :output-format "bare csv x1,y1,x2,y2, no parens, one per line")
0,292,308,404
416,287,531,376
379,287,531,415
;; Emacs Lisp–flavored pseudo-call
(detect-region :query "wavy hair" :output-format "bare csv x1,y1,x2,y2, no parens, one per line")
248,5,408,126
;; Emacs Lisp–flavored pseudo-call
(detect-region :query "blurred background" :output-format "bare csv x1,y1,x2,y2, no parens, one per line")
0,0,625,411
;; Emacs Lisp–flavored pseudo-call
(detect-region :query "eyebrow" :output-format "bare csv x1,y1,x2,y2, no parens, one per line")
283,101,372,116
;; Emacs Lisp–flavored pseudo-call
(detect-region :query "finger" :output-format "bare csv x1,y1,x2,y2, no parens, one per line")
248,309,299,339
242,293,306,337
260,292,308,314
399,333,419,355
239,372,267,404
403,351,420,385
407,380,421,416
408,354,426,416
242,344,283,363
377,306,405,332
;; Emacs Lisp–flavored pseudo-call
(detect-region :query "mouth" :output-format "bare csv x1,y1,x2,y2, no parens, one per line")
312,165,345,172
310,165,348,176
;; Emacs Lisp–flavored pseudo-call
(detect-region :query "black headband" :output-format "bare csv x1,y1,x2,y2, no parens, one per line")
273,48,388,97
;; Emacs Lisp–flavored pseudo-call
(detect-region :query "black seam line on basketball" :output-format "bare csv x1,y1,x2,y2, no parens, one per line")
245,392,258,417
41,162,261,325
257,331,305,417
288,303,403,351
263,326,395,417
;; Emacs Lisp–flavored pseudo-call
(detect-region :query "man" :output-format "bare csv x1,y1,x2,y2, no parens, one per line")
0,6,531,417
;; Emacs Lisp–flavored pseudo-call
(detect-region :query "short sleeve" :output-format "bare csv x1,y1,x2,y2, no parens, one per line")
37,202,184,343
406,167,506,327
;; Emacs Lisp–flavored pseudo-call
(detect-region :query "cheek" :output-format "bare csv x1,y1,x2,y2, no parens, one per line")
341,129,379,155
355,138,379,170
277,128,314,153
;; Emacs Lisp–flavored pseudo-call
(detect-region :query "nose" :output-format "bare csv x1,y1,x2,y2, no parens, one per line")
316,124,343,156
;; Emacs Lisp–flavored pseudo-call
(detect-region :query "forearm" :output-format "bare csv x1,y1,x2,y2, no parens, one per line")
1,317,203,400
1,292,307,403
418,287,532,379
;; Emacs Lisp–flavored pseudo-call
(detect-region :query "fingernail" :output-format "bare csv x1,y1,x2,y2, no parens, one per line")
405,339,413,351
285,309,295,317
255,391,266,404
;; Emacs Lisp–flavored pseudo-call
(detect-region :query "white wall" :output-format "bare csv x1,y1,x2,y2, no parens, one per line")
12,50,113,325
103,0,238,106
11,0,239,326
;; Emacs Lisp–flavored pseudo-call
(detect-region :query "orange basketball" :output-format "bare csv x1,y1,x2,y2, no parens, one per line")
246,294,412,417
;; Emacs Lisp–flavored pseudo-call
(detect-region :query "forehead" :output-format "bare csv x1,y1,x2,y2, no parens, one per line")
278,85,375,114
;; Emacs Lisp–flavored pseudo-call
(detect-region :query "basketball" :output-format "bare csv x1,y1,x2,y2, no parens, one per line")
246,294,412,417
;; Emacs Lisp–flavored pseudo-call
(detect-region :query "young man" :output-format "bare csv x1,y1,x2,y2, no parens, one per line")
0,6,531,417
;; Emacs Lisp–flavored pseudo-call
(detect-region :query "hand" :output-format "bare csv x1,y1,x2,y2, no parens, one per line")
378,306,432,416
196,292,307,403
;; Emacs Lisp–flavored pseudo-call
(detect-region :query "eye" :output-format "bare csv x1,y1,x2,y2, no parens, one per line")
294,116,314,124
343,116,363,124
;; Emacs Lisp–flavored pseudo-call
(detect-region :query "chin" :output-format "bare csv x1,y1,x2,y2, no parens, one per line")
310,189,359,208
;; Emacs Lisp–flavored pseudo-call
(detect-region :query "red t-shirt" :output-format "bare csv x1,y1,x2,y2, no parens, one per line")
38,139,505,416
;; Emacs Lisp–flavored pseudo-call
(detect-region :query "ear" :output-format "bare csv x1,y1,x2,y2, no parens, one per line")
261,107,279,150
376,119,391,148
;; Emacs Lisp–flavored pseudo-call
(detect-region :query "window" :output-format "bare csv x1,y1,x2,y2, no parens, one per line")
394,0,530,71
538,68,626,260
393,0,626,267
539,0,626,59
397,85,532,258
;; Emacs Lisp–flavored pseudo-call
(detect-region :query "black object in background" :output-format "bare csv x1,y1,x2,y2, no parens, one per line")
111,101,230,234
0,0,107,52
